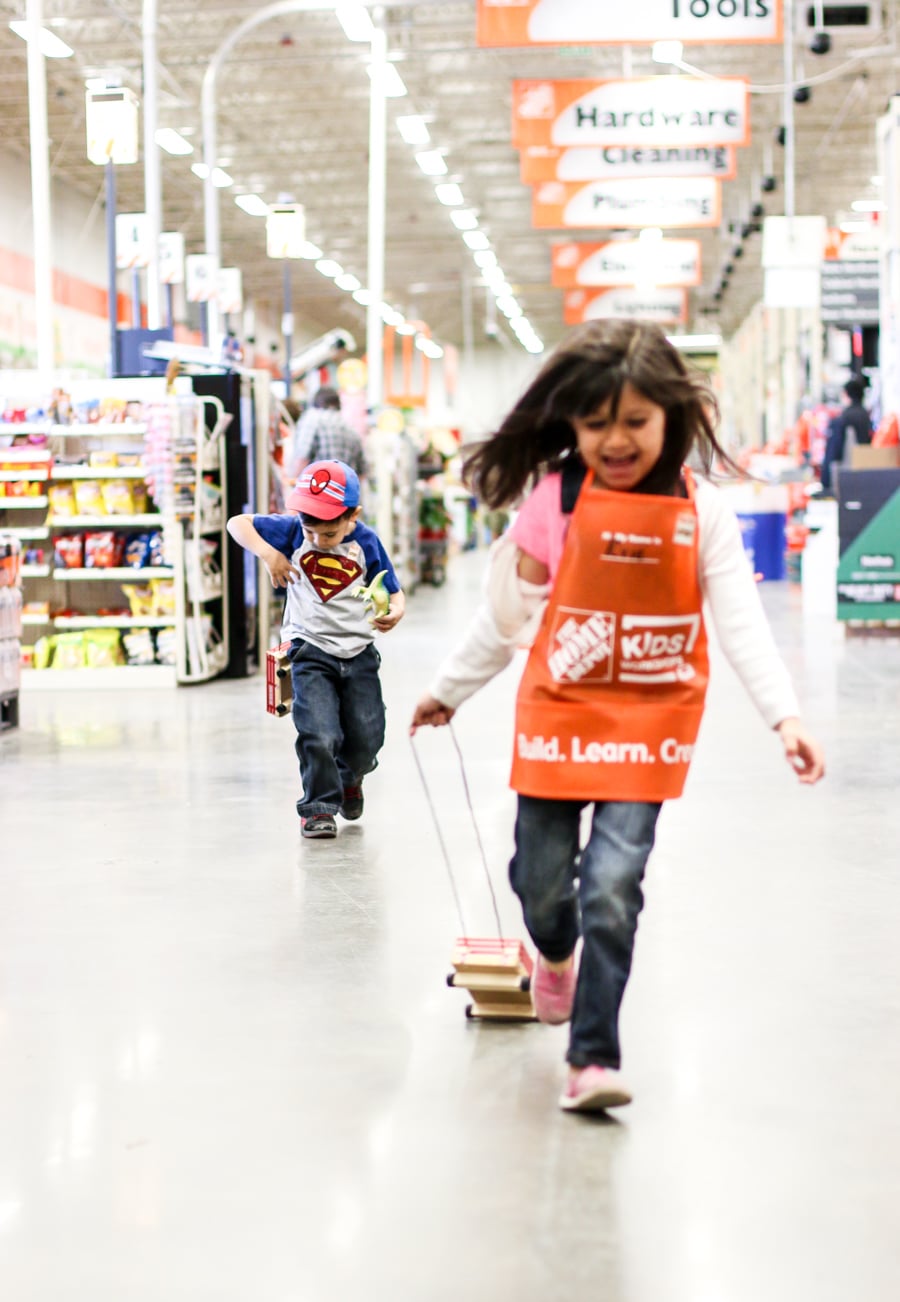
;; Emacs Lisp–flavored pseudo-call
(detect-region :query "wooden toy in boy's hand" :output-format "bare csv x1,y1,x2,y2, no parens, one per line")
265,642,293,717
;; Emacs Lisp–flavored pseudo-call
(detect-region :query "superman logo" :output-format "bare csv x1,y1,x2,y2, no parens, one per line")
300,550,363,602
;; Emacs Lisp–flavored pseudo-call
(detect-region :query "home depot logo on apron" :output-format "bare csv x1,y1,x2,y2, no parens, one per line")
511,472,709,801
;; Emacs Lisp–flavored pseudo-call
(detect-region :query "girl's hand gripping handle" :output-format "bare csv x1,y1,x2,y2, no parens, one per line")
410,694,456,735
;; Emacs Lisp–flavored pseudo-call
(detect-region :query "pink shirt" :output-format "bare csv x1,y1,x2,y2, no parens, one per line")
508,473,569,579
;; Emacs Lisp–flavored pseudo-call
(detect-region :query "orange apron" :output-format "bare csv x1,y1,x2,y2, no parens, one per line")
511,471,709,802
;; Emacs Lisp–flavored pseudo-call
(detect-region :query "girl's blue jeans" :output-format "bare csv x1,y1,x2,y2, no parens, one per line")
289,639,385,817
509,795,662,1070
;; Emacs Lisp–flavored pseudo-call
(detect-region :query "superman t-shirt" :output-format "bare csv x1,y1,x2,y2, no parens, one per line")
252,514,400,659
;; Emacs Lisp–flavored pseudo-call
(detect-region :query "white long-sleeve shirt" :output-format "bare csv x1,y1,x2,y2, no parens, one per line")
429,477,800,730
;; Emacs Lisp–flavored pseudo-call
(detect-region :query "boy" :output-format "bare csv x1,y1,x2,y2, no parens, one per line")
227,459,405,839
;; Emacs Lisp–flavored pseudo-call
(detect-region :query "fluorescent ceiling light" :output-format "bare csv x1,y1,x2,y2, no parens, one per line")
396,322,416,335
473,250,498,270
450,209,478,230
155,128,193,156
352,288,373,305
212,167,233,188
666,333,722,348
298,241,323,260
435,183,464,206
850,199,884,212
315,259,343,278
420,339,444,359
381,305,404,326
397,115,430,145
497,297,522,319
367,62,408,98
652,39,683,64
234,193,268,216
463,230,490,250
9,21,74,58
335,4,375,41
839,220,869,233
191,163,209,179
415,149,448,177
638,226,664,244
335,273,361,292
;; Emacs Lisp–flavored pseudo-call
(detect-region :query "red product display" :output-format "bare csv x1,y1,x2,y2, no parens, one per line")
54,534,84,568
84,532,122,568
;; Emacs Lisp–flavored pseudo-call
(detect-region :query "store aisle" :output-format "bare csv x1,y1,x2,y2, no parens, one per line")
2,552,900,1302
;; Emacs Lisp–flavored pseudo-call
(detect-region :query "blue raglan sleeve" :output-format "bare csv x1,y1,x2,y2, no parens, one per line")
357,525,401,593
252,514,303,558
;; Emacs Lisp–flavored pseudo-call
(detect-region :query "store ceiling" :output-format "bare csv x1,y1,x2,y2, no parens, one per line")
0,0,895,357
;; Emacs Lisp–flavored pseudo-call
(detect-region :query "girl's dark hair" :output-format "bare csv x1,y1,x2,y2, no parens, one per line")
463,320,739,507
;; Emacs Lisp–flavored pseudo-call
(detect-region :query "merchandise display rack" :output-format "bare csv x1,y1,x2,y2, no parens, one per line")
0,375,230,689
0,533,21,728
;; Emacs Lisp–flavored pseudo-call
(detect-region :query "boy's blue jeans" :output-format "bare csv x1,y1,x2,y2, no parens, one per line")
509,795,662,1070
289,639,385,817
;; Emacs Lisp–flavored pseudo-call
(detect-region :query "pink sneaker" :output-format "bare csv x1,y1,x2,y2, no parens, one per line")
560,1065,632,1113
531,955,576,1024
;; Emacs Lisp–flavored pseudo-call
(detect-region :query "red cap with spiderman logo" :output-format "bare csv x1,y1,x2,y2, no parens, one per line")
287,459,361,519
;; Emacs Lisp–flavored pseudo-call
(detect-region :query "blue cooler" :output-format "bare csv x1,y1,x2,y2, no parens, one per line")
738,511,787,580
722,482,790,582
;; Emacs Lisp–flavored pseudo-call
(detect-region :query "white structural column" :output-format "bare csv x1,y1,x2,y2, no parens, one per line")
143,0,162,329
366,18,387,414
877,98,900,414
25,0,54,383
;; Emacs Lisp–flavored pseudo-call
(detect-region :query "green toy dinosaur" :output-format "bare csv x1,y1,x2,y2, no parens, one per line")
354,569,390,622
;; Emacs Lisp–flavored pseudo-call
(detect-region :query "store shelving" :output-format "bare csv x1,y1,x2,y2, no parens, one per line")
0,377,230,688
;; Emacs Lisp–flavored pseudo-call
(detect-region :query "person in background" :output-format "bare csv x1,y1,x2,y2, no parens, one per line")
410,319,825,1116
820,377,872,494
228,459,404,840
286,386,367,482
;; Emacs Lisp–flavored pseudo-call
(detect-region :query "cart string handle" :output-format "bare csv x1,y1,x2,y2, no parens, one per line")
409,724,504,940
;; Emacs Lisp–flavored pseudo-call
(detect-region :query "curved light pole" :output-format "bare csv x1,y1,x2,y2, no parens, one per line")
201,0,423,405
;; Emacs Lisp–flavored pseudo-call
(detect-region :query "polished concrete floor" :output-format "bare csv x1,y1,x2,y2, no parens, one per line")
2,552,900,1302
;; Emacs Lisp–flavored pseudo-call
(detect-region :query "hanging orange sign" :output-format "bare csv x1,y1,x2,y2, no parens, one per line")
563,286,688,326
477,0,781,46
519,143,736,184
384,325,429,409
512,78,750,150
532,178,721,230
552,239,702,288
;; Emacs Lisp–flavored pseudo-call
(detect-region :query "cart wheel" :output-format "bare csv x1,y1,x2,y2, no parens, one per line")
276,667,289,679
446,972,456,987
520,975,531,992
465,1003,475,1019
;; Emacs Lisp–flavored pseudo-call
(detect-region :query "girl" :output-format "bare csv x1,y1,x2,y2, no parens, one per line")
410,320,824,1115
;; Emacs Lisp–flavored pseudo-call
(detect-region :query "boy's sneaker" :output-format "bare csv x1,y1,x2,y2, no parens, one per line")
560,1065,632,1113
340,783,364,821
300,813,337,839
532,954,576,1024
